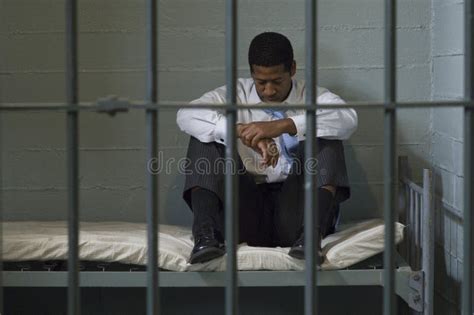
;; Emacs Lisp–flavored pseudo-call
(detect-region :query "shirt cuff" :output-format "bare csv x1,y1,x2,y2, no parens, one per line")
214,116,227,145
289,115,306,141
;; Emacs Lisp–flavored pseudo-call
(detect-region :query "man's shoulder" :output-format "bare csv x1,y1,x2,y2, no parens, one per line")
296,80,344,103
292,80,332,99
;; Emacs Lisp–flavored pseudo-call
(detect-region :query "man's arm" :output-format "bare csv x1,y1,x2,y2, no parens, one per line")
236,91,357,147
177,86,280,167
237,119,296,148
289,90,358,141
176,87,228,145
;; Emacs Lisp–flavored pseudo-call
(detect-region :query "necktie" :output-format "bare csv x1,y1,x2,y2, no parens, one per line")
263,109,299,164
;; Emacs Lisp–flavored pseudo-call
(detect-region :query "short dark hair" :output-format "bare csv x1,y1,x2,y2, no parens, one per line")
248,32,294,73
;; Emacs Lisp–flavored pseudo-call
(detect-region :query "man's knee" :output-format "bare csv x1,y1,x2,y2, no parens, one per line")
321,185,336,197
296,139,344,156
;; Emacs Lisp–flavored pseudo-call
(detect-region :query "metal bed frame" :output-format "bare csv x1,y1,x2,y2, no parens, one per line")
2,156,434,314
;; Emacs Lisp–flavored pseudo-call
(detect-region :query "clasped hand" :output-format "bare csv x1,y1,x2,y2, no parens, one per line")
237,121,282,168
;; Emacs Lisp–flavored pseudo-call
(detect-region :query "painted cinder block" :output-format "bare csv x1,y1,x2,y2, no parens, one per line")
432,133,455,172
432,108,464,141
433,55,464,99
454,175,464,211
452,140,464,177
433,0,464,56
434,167,456,207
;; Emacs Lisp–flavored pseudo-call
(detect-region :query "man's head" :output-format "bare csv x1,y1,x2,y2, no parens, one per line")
248,32,296,103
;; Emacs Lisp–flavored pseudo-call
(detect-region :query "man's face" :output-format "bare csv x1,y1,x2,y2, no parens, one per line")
251,62,296,103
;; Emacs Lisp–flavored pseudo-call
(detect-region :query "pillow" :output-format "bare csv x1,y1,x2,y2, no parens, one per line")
321,218,405,270
222,218,404,271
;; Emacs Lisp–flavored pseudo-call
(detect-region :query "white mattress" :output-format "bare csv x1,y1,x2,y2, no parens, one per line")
2,219,404,271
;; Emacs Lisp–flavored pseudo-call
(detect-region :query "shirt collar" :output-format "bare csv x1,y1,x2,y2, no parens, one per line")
248,79,298,105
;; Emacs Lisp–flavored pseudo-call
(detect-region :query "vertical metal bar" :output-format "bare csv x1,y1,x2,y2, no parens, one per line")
146,0,159,313
415,192,421,269
305,0,319,315
422,169,434,315
65,0,80,314
225,0,238,314
463,0,474,314
419,193,424,270
410,189,415,266
0,107,3,315
397,156,408,262
405,185,410,261
383,0,397,313
414,192,418,269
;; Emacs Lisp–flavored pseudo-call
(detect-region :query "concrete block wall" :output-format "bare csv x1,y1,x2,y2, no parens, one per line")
0,0,433,226
431,0,466,313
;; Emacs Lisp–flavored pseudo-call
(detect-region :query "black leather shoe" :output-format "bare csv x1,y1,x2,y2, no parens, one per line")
189,225,225,264
288,232,324,263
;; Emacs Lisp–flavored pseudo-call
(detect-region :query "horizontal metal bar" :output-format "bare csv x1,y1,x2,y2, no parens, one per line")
2,269,414,288
2,100,474,112
399,177,424,195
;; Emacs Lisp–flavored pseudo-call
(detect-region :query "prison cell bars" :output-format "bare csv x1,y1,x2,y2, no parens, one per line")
384,0,397,313
0,0,472,315
305,0,320,315
463,0,474,314
225,0,238,314
146,0,159,314
65,0,80,314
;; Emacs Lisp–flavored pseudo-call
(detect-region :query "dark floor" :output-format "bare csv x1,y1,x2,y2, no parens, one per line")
3,286,413,315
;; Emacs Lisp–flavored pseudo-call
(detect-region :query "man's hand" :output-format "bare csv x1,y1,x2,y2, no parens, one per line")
237,119,297,148
254,138,280,168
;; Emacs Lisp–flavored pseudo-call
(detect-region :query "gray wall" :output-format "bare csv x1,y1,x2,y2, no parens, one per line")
1,0,433,225
431,0,467,313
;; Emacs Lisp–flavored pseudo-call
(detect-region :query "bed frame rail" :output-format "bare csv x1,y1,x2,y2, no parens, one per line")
398,156,434,315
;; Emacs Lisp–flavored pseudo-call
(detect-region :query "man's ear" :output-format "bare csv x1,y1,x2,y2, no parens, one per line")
290,61,296,77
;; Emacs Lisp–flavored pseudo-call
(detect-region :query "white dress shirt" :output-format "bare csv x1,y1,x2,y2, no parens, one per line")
177,78,358,184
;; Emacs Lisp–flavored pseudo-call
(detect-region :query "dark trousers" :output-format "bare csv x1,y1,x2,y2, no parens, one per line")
183,136,350,247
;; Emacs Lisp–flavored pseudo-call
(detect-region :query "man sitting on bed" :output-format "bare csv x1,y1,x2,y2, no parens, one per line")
176,32,358,264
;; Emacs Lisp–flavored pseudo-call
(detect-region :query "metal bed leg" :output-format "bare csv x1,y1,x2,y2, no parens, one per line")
415,191,421,270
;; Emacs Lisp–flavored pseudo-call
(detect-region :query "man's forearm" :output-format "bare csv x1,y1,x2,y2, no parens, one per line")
237,118,297,139
276,118,297,136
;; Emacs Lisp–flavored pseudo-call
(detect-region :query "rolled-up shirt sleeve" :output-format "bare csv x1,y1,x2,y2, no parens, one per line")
176,88,228,145
288,91,358,141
